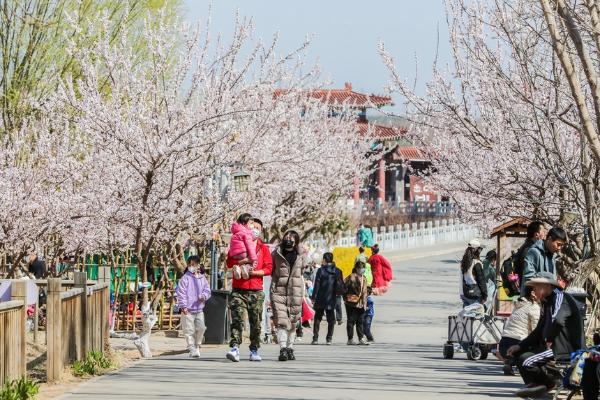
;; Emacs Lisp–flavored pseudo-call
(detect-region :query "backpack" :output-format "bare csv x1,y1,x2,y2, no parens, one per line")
500,252,520,297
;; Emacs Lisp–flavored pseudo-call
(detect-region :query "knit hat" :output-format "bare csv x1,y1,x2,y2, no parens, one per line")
468,239,483,249
525,271,560,288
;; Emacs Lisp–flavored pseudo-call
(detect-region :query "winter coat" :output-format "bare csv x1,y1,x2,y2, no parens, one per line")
227,239,272,291
344,272,368,310
358,228,374,248
368,253,393,290
270,248,305,330
520,240,557,296
311,264,343,310
228,222,258,262
175,271,212,313
520,289,584,361
501,299,541,340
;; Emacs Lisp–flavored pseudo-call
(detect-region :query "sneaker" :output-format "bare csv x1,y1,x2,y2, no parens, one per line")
358,338,370,346
347,339,357,345
367,338,375,343
286,348,296,361
278,348,288,362
326,339,332,345
337,320,343,326
249,350,262,362
240,265,249,280
311,339,318,345
515,384,548,398
233,265,241,280
189,347,201,358
226,346,240,362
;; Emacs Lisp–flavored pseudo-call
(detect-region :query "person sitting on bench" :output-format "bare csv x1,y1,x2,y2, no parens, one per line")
507,272,584,399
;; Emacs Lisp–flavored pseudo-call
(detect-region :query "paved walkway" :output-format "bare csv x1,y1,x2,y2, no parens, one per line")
59,248,521,399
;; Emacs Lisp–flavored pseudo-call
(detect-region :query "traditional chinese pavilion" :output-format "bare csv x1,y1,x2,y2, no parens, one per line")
304,83,434,206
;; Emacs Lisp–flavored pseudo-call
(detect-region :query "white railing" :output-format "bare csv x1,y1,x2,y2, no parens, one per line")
307,218,479,251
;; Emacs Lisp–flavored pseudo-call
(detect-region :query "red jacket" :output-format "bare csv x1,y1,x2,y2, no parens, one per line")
227,239,272,291
368,253,393,289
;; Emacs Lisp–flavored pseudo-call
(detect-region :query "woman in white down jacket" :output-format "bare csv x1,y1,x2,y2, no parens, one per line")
497,291,540,375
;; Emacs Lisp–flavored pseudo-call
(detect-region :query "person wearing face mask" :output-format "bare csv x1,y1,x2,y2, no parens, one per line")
225,218,273,362
343,261,369,345
175,255,211,358
270,230,305,361
368,244,393,296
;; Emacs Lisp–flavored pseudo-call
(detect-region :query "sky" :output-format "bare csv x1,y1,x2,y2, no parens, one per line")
182,1,452,112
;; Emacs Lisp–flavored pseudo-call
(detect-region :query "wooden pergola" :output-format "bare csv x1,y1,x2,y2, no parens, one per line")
490,217,531,316
490,217,531,264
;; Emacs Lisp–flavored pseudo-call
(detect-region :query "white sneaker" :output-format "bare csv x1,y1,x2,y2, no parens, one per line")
189,347,201,358
226,346,240,362
240,265,250,279
233,265,241,280
358,338,370,346
249,350,262,361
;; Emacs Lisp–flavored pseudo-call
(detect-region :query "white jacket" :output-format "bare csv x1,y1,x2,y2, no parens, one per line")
501,299,541,340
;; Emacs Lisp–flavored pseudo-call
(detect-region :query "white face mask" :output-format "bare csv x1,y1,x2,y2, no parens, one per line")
359,268,366,275
251,228,261,240
188,266,197,274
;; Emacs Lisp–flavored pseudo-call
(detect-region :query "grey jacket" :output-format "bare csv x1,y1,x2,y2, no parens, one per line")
520,240,556,296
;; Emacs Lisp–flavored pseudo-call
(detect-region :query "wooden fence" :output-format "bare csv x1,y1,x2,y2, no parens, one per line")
47,273,110,382
0,282,27,386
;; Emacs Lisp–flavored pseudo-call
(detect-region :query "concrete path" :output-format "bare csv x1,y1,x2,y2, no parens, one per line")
59,248,522,399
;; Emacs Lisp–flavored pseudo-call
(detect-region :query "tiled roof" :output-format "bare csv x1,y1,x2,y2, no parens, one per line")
356,122,407,140
393,146,429,162
274,83,393,108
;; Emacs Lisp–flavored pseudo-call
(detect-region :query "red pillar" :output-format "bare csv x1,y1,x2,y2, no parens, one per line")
353,176,360,205
378,157,385,204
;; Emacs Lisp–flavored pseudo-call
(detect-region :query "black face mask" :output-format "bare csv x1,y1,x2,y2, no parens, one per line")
282,239,294,250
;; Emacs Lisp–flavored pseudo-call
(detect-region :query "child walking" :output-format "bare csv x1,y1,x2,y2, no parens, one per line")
176,255,211,358
228,213,259,279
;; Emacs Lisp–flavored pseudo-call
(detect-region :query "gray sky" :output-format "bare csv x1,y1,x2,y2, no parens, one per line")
182,1,451,110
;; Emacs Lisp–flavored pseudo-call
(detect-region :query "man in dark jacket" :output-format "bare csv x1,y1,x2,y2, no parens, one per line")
507,272,584,398
311,252,343,345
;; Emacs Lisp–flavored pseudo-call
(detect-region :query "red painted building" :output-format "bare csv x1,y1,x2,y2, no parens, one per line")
302,83,436,206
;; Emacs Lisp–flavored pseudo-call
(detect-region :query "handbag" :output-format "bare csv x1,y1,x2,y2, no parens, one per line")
346,276,364,304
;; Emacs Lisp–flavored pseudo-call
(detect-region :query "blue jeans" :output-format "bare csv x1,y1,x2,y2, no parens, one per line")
363,314,374,341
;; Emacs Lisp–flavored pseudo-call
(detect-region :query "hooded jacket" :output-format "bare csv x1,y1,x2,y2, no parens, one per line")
228,222,258,262
270,247,305,330
176,271,212,313
521,240,557,296
519,289,584,361
369,253,393,290
311,264,343,310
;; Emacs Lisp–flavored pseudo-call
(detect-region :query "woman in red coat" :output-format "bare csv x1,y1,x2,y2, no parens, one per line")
368,244,393,295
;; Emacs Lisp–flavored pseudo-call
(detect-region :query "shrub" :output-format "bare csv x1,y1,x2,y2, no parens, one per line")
0,377,39,400
72,351,112,377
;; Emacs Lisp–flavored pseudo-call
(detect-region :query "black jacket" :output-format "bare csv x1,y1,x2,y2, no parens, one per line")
520,289,584,360
463,261,487,300
311,264,343,310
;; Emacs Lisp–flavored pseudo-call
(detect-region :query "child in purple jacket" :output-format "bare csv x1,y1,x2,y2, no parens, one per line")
176,255,212,358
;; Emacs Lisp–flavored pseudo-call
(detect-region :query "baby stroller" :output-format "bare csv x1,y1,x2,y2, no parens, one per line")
443,287,505,361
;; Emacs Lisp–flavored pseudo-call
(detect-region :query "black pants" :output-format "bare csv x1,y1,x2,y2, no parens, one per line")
582,359,599,400
516,349,555,387
345,305,365,340
313,308,335,341
335,296,343,322
498,336,520,359
363,314,374,341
